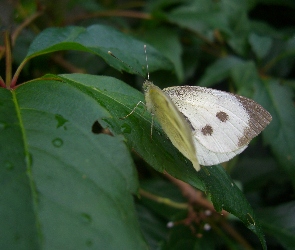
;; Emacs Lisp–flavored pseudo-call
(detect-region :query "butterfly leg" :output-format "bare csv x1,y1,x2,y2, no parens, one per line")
150,114,154,139
120,101,146,119
120,100,155,141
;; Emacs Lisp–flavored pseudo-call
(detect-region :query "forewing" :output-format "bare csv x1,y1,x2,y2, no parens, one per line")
144,81,200,171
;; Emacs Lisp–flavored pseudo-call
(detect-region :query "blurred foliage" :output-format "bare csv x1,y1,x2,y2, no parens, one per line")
1,0,295,249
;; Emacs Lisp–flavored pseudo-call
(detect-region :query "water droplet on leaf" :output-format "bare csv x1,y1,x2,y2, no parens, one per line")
52,138,63,147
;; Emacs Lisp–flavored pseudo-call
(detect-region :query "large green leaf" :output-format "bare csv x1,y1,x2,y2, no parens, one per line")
25,24,173,76
0,80,146,249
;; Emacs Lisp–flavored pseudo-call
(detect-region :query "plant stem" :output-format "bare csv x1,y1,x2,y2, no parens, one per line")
0,76,5,88
10,58,29,88
139,188,188,209
4,32,12,88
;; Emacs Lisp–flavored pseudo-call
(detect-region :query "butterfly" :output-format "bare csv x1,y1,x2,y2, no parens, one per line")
108,48,272,171
144,81,272,171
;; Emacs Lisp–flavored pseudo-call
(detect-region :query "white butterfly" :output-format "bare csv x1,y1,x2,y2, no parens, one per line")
144,81,272,171
107,48,272,171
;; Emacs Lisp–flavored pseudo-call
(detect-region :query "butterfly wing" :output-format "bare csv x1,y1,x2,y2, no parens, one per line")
143,81,201,171
192,138,247,165
163,86,272,166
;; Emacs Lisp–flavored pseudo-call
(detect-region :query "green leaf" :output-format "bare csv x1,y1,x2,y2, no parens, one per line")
165,0,252,55
249,33,272,60
223,5,250,56
26,24,173,76
0,88,39,248
250,20,284,39
256,79,295,187
0,80,146,249
257,201,295,249
166,8,231,40
199,166,266,246
198,56,244,87
230,60,265,96
58,73,266,248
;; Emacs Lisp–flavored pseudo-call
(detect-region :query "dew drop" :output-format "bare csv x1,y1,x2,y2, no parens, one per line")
52,138,63,147
121,123,131,134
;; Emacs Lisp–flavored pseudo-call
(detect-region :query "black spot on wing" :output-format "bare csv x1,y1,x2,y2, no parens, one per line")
216,111,229,122
201,125,213,136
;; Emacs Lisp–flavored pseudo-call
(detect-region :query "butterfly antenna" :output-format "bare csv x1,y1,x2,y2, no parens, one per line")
108,50,142,76
144,45,150,80
108,49,148,120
